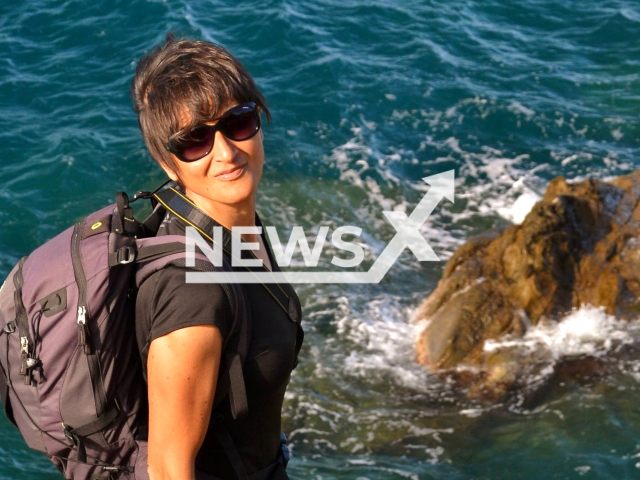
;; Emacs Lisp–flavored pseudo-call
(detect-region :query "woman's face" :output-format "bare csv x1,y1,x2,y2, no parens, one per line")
161,100,265,209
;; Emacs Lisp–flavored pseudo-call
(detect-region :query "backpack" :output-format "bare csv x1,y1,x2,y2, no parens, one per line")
0,185,304,480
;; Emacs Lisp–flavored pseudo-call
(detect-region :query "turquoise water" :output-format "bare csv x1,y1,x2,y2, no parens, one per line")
1,1,640,479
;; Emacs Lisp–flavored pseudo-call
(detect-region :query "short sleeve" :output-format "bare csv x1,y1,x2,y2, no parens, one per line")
135,265,232,375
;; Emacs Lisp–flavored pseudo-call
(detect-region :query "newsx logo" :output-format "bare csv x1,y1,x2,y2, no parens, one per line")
185,170,454,284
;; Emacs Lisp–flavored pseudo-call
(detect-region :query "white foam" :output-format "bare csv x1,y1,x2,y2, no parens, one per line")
612,128,624,141
484,305,638,359
561,154,579,166
497,190,541,224
575,466,591,476
335,295,435,392
320,102,596,263
454,151,544,225
508,101,536,118
326,126,540,263
325,127,463,262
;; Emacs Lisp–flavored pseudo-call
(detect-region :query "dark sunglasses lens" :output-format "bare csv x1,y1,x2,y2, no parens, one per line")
180,126,214,161
223,110,259,141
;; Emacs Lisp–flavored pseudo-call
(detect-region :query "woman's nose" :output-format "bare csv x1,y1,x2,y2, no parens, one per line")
212,131,238,162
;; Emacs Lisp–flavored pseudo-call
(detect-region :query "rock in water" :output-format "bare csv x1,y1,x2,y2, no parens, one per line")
414,170,640,399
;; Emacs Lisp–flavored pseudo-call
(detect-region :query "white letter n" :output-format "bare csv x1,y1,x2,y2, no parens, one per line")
185,226,223,267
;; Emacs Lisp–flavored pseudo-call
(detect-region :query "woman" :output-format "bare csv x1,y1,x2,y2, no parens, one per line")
130,34,303,480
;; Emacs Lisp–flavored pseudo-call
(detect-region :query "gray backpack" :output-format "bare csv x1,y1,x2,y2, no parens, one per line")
0,186,302,480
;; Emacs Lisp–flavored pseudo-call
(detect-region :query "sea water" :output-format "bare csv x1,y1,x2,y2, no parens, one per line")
0,1,639,479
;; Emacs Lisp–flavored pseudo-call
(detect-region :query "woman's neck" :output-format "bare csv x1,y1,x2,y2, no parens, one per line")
182,188,259,243
182,188,268,267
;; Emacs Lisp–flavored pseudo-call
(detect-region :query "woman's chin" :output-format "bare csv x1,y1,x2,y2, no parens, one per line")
210,186,256,207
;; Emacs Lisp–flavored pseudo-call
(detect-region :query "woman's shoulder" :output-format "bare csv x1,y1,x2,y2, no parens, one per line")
135,265,233,344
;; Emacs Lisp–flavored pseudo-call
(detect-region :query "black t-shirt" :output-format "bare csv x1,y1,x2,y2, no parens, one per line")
135,209,301,479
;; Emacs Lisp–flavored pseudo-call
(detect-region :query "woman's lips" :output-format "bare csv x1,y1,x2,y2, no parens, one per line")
214,164,246,181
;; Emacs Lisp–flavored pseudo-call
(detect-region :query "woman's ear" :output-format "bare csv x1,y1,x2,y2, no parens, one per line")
159,162,180,183
260,129,264,141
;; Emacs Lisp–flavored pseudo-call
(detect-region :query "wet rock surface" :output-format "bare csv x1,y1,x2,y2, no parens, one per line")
414,170,640,401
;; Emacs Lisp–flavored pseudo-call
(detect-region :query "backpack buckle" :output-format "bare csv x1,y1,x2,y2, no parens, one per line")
62,425,78,447
131,190,152,202
115,247,136,265
2,322,15,334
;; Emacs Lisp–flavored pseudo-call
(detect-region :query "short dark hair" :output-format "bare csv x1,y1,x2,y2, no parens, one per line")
130,33,271,178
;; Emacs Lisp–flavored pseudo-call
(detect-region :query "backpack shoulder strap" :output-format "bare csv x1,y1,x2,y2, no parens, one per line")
279,283,305,369
220,280,251,420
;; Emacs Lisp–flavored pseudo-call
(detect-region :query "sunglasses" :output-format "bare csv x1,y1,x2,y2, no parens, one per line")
166,102,261,162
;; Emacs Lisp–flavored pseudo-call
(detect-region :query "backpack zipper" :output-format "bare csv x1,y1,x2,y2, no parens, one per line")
13,257,36,384
71,220,91,354
71,219,107,418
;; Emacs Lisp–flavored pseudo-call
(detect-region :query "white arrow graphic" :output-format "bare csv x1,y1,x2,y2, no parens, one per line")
186,170,455,284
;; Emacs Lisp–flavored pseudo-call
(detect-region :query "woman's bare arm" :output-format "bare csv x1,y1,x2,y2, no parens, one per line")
146,325,223,480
